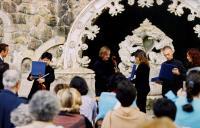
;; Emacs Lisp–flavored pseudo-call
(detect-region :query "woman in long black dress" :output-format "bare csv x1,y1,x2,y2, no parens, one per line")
133,50,150,113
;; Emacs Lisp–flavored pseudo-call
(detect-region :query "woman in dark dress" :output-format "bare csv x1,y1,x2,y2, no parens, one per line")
186,48,200,69
133,50,150,113
27,52,55,100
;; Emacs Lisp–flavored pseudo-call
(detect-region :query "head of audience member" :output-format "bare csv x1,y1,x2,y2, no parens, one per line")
3,69,21,93
162,46,174,61
182,67,200,112
153,98,177,121
57,87,82,113
40,52,52,65
99,46,111,61
0,43,9,59
11,104,33,127
29,91,60,122
116,80,136,107
139,117,176,128
108,72,127,92
70,76,88,95
187,48,200,67
54,83,68,94
134,49,149,65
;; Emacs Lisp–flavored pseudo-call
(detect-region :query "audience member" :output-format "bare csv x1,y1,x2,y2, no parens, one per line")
53,87,93,128
139,117,176,128
11,104,33,127
27,52,55,100
101,80,148,128
95,73,127,124
0,69,26,128
161,46,186,96
153,98,177,121
54,83,68,94
174,67,200,128
132,49,150,113
70,76,97,124
17,90,62,128
92,46,115,96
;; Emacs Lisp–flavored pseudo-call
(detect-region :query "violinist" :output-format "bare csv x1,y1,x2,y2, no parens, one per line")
27,52,55,100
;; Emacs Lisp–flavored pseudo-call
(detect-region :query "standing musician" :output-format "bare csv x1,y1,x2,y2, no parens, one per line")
27,52,55,100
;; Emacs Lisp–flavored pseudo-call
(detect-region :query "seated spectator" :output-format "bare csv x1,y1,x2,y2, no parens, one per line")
17,91,62,128
53,87,93,128
174,67,200,128
139,117,176,128
54,83,68,94
101,80,148,128
70,76,97,124
0,69,27,128
11,104,33,127
153,98,177,121
95,73,127,123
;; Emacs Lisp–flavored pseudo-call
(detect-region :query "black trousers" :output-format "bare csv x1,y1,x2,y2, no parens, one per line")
136,92,148,113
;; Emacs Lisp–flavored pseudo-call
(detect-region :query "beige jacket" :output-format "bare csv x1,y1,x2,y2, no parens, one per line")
101,107,149,128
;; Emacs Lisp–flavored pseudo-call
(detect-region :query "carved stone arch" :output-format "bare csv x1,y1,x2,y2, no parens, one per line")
63,0,200,72
0,10,14,44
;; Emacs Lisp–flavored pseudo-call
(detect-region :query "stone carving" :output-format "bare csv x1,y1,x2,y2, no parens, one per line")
107,0,125,16
118,19,173,78
83,23,100,40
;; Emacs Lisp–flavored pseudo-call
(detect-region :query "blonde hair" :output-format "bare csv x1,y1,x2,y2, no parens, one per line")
139,117,176,128
99,46,110,58
57,87,82,113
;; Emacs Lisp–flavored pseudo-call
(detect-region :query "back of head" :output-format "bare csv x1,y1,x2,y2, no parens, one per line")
153,98,177,121
70,76,88,95
29,91,60,122
108,72,127,92
11,104,33,127
139,117,176,128
134,49,149,65
182,67,200,112
40,52,52,61
3,69,21,89
116,80,136,107
54,83,68,94
57,88,82,113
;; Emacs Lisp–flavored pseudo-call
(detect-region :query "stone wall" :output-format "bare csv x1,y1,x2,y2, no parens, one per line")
0,0,91,71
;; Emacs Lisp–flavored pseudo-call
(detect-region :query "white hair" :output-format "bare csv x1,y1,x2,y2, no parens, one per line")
11,104,33,126
3,69,21,89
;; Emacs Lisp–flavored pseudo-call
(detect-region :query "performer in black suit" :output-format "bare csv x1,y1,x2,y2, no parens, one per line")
161,46,186,97
92,46,115,96
27,52,55,100
0,43,9,64
132,50,150,113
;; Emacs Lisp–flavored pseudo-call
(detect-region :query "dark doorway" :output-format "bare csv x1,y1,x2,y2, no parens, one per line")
83,0,200,68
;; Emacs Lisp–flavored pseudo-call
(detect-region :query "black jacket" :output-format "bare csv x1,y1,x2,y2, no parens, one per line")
27,65,55,100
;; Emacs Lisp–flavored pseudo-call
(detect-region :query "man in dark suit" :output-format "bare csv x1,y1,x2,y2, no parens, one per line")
161,46,186,97
0,43,9,64
27,52,55,100
0,69,27,128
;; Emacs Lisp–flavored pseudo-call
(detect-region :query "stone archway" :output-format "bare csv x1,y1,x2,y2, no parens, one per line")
63,0,200,73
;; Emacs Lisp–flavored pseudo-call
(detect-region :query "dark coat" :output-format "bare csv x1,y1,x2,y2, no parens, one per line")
0,90,27,128
161,59,186,96
135,63,150,94
93,58,115,96
27,65,55,100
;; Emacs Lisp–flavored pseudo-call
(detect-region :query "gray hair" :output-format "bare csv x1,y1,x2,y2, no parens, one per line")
3,69,21,89
29,91,60,121
11,104,33,126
